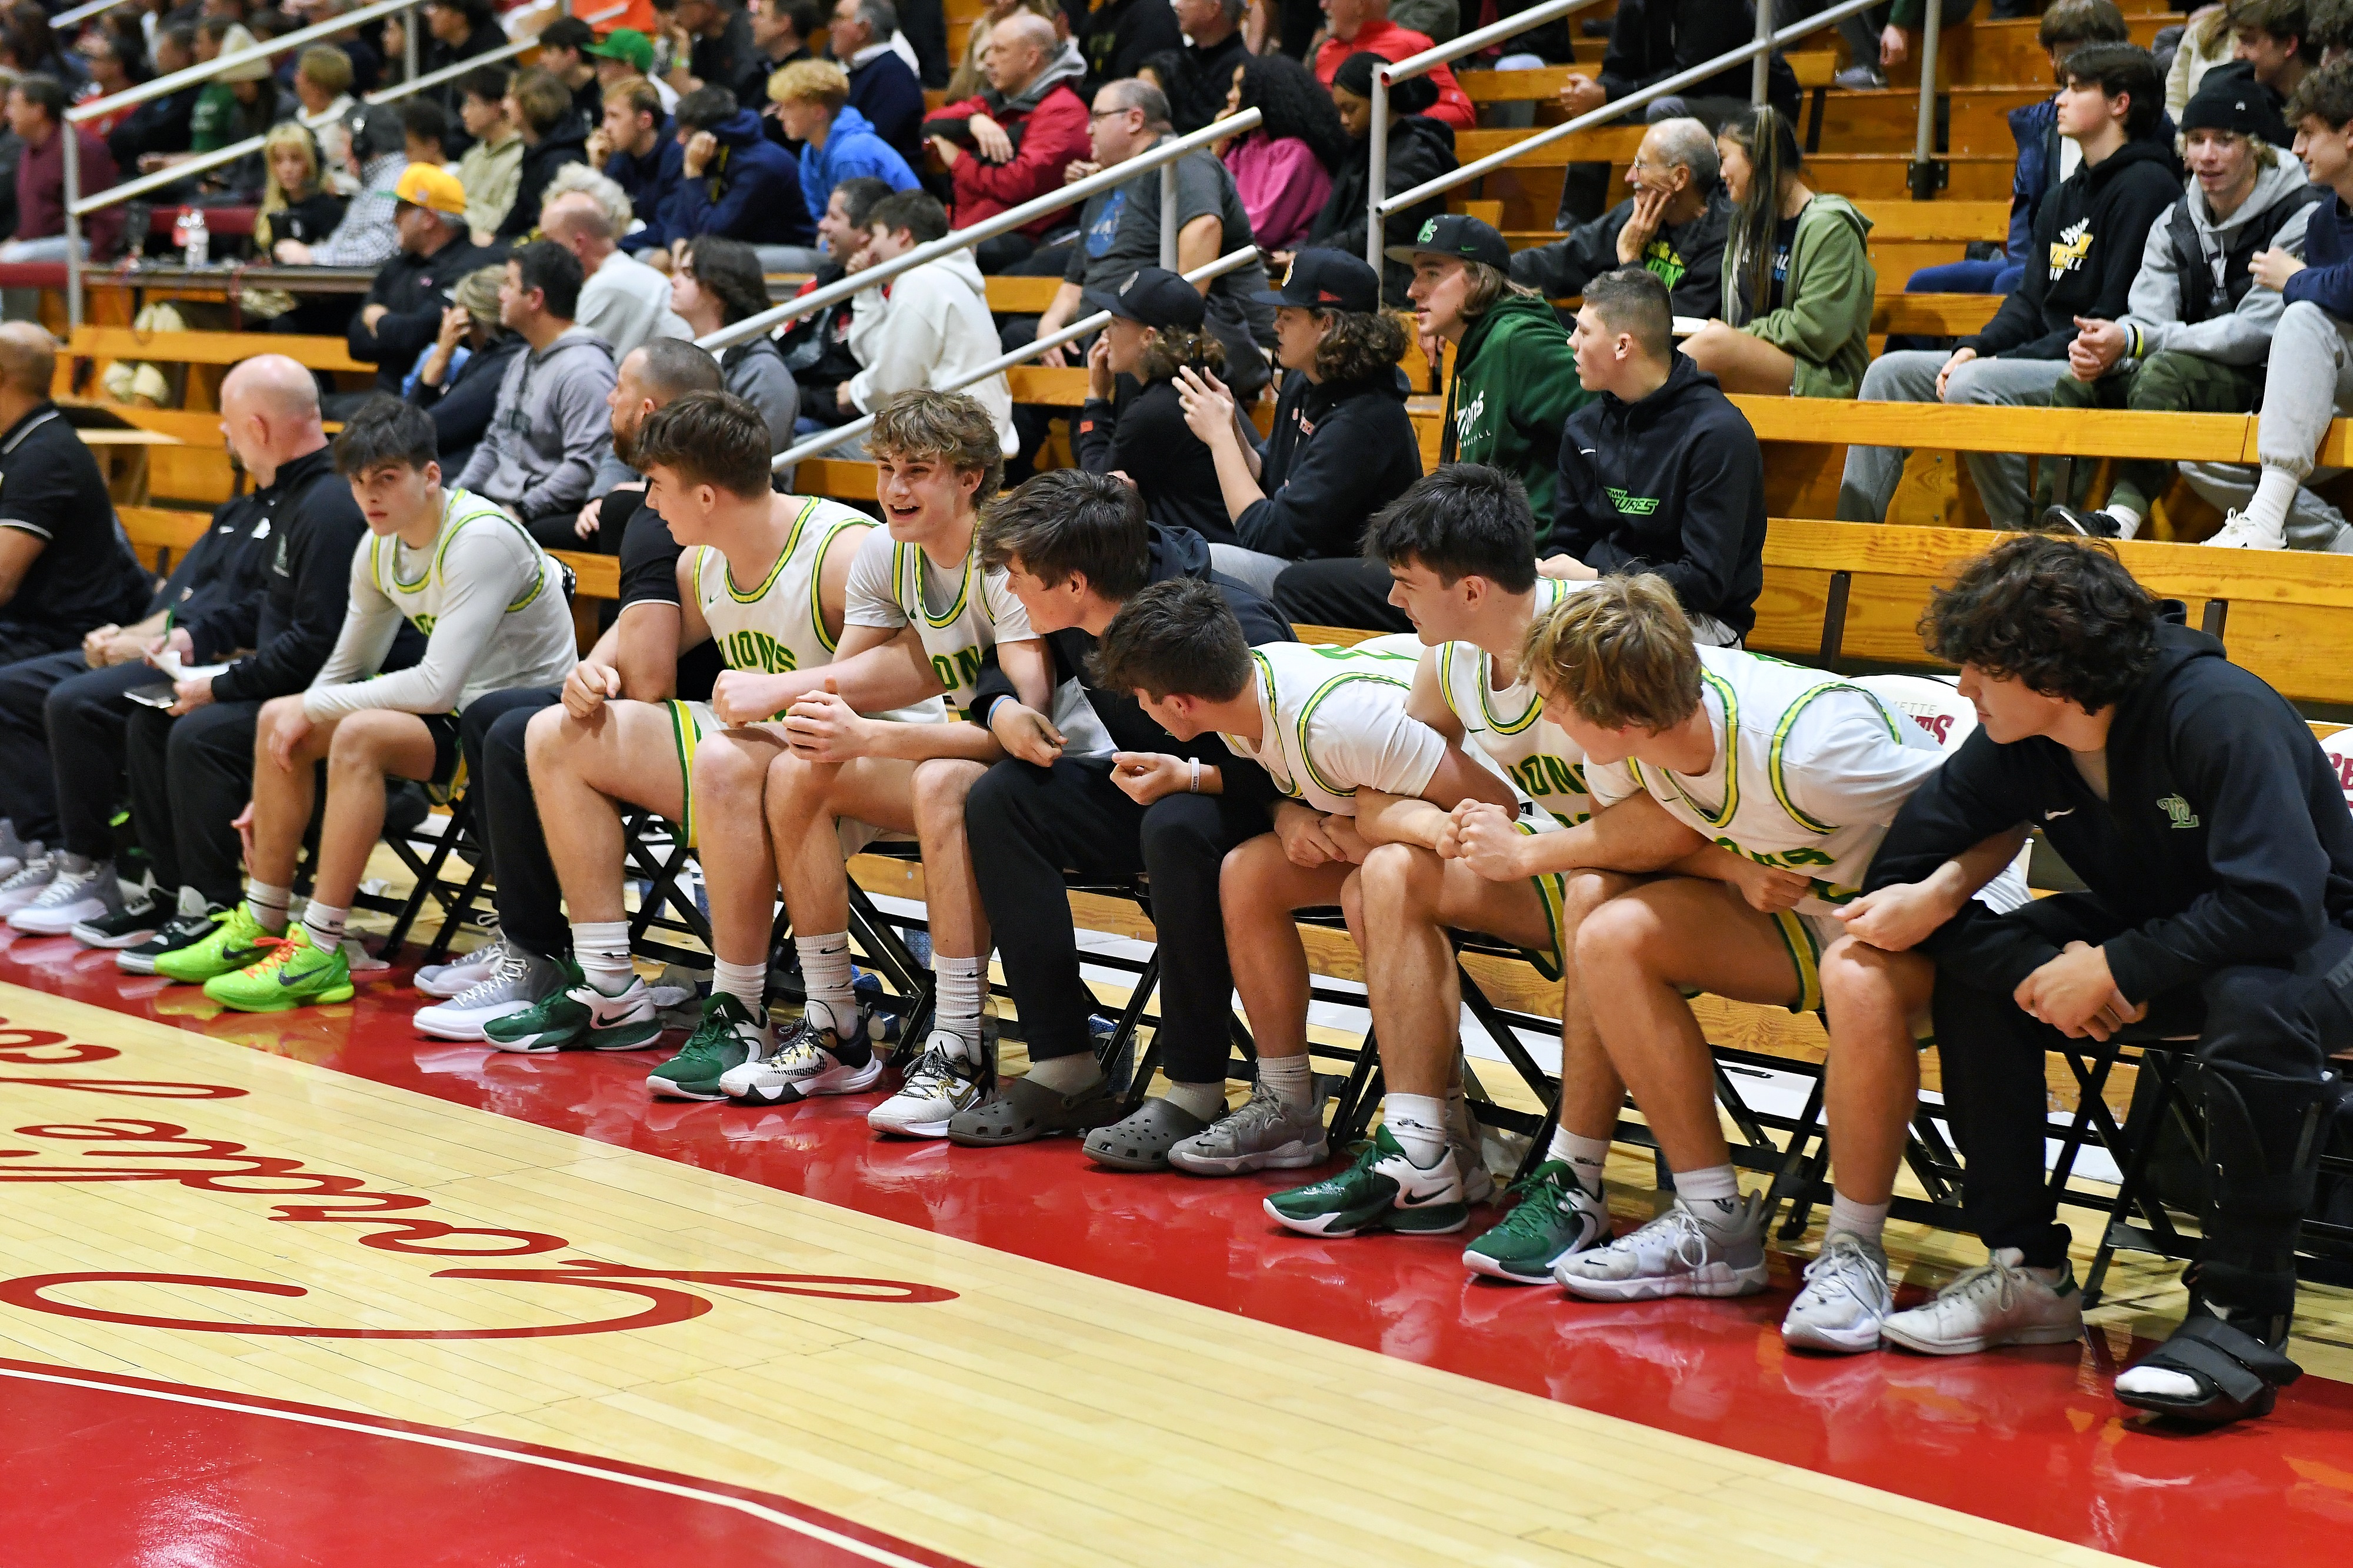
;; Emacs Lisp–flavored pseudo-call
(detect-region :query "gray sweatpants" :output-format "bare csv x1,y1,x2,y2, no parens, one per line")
1836,349,2069,527
2172,300,2353,551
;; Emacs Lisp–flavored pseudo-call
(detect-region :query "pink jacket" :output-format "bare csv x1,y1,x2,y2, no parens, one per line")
1224,134,1331,253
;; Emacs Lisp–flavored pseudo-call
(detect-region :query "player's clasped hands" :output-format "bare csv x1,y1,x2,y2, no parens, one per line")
1721,855,1812,914
709,668,794,728
1836,877,1951,951
1444,800,1524,880
1274,800,1351,868
563,658,622,720
784,681,874,762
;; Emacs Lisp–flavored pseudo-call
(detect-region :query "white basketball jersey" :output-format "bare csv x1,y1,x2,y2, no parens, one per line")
1437,578,1592,829
692,496,871,676
1221,640,1435,815
366,486,554,633
1590,646,1945,916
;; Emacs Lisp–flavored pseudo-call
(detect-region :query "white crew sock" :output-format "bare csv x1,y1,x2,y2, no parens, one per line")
571,919,635,995
1026,1052,1103,1093
1550,1126,1611,1197
1674,1162,1745,1235
1384,1092,1449,1169
1826,1190,1891,1250
932,953,986,1049
712,958,766,1015
1256,1052,1314,1110
2101,504,2142,541
246,879,292,933
299,900,347,952
1162,1080,1227,1120
2245,465,2300,541
794,932,855,1033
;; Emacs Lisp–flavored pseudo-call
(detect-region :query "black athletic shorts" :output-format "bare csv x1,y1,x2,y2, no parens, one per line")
421,711,461,792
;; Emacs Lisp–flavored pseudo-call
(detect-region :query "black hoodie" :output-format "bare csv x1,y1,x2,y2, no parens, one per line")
497,125,591,245
1236,368,1424,561
1307,114,1457,306
1075,377,1231,547
1967,137,2184,361
349,232,507,395
1864,619,2353,1004
1553,354,1765,637
967,523,1290,809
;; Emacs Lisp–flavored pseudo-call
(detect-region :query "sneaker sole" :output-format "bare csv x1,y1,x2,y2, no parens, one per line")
646,1077,729,1101
725,1056,885,1106
868,1112,958,1138
1168,1138,1328,1176
1781,1317,1887,1355
209,985,358,1013
1462,1248,1572,1285
414,1005,532,1043
1557,1259,1769,1301
7,913,99,936
115,950,161,975
71,922,160,949
1265,1199,1469,1238
1879,1320,2084,1356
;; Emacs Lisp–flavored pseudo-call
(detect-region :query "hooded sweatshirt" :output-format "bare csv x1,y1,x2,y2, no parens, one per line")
1554,353,1765,638
664,107,814,247
1307,114,1457,306
1865,619,2353,1004
608,131,685,251
1235,368,1424,560
2115,155,2322,366
1440,289,1591,548
845,247,1015,455
799,104,921,228
2282,188,2353,317
1515,188,1732,322
454,326,618,526
1967,138,2185,361
1722,189,1875,399
497,119,590,244
1075,373,1231,545
923,61,1090,235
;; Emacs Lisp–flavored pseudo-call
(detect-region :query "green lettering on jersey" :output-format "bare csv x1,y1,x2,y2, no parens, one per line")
721,629,798,675
412,613,437,635
1604,486,1661,516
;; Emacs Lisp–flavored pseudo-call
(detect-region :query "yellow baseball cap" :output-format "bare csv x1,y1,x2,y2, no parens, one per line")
393,162,468,218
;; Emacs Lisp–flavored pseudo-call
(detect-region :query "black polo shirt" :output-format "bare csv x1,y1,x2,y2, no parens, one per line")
0,404,147,649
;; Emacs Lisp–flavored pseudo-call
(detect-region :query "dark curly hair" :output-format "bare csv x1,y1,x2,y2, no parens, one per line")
1920,533,2159,712
1312,306,1411,383
1237,52,1350,173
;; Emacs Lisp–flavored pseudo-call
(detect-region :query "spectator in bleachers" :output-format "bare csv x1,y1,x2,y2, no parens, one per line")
945,0,1046,101
667,84,816,264
106,24,198,175
2313,0,2353,62
1172,249,1421,616
1909,1,2133,298
544,179,694,362
0,325,148,669
1305,54,1455,307
401,98,449,168
753,0,824,82
72,32,139,139
496,69,591,245
669,234,800,452
338,162,501,391
1840,47,2181,528
2170,4,2240,118
292,44,356,169
2040,76,2321,542
1222,51,1345,257
589,74,681,251
776,58,919,234
2213,0,2318,114
829,191,1012,451
459,241,621,545
1549,268,1763,645
677,0,764,102
455,68,523,244
1842,0,1981,94
1310,0,1471,131
780,172,891,431
1395,215,1589,552
1158,0,1247,135
1681,105,1877,398
1074,266,1231,543
1557,0,1792,131
1070,0,1182,98
920,15,1085,271
586,29,680,117
405,264,518,480
5,6,86,92
235,123,346,332
538,15,607,132
826,0,925,164
2,75,119,262
2195,56,2353,548
418,0,506,121
1511,116,1732,325
186,24,284,195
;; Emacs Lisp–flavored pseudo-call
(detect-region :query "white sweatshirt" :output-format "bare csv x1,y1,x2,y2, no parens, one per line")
845,248,1016,456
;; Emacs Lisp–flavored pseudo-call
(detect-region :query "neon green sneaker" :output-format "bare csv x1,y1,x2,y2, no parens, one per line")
482,959,664,1053
646,992,767,1101
1462,1160,1611,1283
1263,1125,1468,1237
202,926,354,1012
153,902,279,985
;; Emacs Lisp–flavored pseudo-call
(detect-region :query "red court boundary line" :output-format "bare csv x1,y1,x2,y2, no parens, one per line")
0,1354,976,1568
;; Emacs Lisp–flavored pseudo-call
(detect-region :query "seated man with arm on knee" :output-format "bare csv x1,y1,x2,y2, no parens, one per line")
157,398,579,1012
1838,44,2182,529
1086,578,1519,1230
1861,534,2353,1424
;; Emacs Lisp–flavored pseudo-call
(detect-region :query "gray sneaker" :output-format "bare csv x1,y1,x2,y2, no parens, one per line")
1556,1193,1769,1300
8,858,123,935
413,944,565,1042
0,855,60,919
0,819,39,880
1167,1081,1329,1176
414,929,515,1000
1781,1232,1892,1353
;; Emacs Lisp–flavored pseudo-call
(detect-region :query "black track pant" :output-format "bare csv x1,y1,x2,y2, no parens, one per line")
124,698,261,907
1273,557,1414,636
1931,893,2352,1268
46,659,167,859
0,649,90,846
461,687,566,960
965,756,1269,1084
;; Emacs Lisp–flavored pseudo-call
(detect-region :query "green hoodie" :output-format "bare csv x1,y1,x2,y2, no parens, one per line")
1440,289,1592,548
1720,191,1877,400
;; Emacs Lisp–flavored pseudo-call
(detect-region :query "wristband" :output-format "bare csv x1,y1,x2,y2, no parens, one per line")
1188,757,1201,794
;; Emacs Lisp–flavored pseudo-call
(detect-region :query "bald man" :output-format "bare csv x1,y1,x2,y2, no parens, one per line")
542,186,691,364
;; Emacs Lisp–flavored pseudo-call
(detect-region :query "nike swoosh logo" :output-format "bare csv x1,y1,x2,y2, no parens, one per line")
2043,808,2075,820
276,966,315,987
1398,1188,1451,1206
221,944,268,966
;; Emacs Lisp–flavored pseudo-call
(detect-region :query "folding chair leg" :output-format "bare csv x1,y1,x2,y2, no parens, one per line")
1764,1073,1828,1240
382,791,473,955
1099,951,1160,1102
2084,1050,2189,1308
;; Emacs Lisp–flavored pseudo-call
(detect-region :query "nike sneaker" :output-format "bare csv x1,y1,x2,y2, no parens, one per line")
1168,1081,1328,1175
1262,1125,1467,1237
9,858,128,935
118,893,227,975
646,992,768,1100
481,960,665,1054
1781,1232,1894,1353
1462,1160,1611,1283
202,926,355,1012
1556,1194,1769,1301
720,999,881,1105
153,902,279,985
867,1027,993,1138
1879,1247,2083,1355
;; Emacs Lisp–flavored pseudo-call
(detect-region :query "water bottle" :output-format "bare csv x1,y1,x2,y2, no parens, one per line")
176,208,208,269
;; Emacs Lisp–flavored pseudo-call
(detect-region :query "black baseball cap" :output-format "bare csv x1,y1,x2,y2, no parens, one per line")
1252,248,1381,313
1385,213,1511,272
1082,266,1206,330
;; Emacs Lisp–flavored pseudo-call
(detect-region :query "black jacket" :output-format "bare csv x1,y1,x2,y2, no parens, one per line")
1968,137,2184,361
1075,377,1232,546
408,331,523,480
142,495,281,663
1599,0,1800,115
1307,114,1455,306
968,523,1289,809
498,126,591,244
1865,620,2353,1004
209,445,388,704
1554,353,1764,636
1237,368,1424,561
1512,188,1732,321
105,86,199,171
1068,0,1183,95
348,233,506,393
1156,32,1249,135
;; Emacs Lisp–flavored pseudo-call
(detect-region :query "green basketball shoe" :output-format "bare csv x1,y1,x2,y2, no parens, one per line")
482,960,665,1053
202,926,354,1012
1461,1160,1611,1283
152,902,277,985
646,992,768,1101
1263,1125,1468,1237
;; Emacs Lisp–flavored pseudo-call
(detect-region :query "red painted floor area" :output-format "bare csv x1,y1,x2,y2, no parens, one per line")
6,932,2353,1567
0,1357,969,1567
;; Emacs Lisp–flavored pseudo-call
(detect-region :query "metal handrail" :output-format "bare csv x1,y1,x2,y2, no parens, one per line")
1376,0,1882,221
1911,0,1946,198
68,0,430,125
696,109,1264,354
773,245,1262,470
54,0,137,29
370,1,626,104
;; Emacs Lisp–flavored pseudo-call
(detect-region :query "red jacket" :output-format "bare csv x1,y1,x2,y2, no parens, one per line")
924,81,1092,237
1314,19,1475,131
14,123,122,258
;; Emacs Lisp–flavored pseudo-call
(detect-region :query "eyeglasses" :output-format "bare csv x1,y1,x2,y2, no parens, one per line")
1089,108,1133,122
